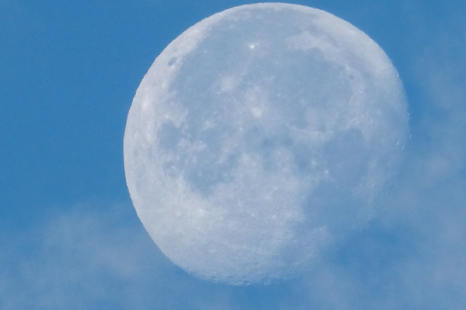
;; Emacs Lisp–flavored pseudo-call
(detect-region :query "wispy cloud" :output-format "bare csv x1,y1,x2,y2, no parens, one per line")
0,205,177,309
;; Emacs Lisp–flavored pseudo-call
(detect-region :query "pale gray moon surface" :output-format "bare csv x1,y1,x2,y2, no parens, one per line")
124,3,408,285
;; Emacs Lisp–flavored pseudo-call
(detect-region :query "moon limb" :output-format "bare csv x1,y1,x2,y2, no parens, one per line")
124,3,408,284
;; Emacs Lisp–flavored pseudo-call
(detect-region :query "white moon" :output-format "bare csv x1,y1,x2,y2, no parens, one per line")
124,3,408,285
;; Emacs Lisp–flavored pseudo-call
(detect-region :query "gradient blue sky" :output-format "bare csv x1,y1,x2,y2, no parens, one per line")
1,0,466,309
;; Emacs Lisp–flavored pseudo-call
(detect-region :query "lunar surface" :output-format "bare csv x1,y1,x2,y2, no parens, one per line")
124,3,408,284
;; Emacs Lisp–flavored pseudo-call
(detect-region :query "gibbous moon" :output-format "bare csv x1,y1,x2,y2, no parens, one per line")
124,3,408,285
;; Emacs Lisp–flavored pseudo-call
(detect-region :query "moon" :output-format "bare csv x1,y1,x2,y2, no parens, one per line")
124,3,408,285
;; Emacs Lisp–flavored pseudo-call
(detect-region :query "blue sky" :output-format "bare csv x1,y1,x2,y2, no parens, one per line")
1,0,466,309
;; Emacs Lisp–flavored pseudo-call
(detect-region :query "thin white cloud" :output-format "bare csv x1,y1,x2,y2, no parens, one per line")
0,205,177,309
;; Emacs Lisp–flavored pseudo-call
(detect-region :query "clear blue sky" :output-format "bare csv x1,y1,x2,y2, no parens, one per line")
1,0,466,309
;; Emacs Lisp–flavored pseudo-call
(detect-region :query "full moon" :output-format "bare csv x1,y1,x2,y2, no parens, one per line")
124,3,408,285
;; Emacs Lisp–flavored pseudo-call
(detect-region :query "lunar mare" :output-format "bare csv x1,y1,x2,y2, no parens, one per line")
124,3,409,284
